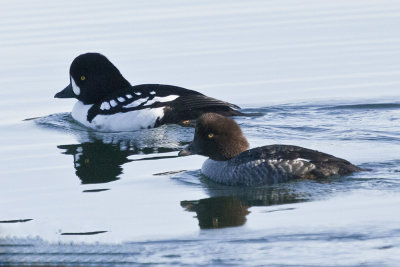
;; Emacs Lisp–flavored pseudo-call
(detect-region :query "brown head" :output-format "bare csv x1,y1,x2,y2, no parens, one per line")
179,113,249,161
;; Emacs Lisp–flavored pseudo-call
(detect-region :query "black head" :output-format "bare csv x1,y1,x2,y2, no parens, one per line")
54,53,131,104
179,113,249,161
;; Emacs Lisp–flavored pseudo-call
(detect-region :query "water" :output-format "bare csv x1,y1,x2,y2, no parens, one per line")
1,0,400,266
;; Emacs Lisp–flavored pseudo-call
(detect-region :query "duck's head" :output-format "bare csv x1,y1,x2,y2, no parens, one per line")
54,53,131,104
179,113,249,161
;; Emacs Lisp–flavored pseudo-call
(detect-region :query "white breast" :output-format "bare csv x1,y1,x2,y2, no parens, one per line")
71,101,164,132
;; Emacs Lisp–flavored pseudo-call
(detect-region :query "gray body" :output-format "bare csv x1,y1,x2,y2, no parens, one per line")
201,145,361,186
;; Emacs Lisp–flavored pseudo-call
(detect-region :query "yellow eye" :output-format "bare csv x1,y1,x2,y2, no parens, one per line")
80,75,86,81
208,133,214,139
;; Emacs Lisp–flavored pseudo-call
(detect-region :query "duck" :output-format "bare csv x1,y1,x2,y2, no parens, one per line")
54,53,242,132
179,113,363,186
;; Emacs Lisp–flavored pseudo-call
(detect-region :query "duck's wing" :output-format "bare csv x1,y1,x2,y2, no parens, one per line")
128,84,244,124
162,93,243,123
235,145,346,162
232,145,362,176
86,84,242,122
85,85,153,122
268,145,348,162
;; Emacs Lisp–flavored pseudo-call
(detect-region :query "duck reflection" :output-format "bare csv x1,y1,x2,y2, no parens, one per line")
38,114,194,185
58,140,182,184
181,185,307,229
58,141,131,184
182,197,249,228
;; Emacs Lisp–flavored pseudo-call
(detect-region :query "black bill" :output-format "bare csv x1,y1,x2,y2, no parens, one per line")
54,84,75,98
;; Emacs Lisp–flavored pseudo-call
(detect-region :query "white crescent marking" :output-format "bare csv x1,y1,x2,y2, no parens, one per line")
71,76,80,96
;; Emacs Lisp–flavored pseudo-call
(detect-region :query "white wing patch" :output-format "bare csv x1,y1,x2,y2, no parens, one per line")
123,97,149,108
150,91,156,95
296,158,311,162
126,94,133,99
144,95,179,106
134,92,142,96
100,102,111,110
110,100,118,107
117,97,126,102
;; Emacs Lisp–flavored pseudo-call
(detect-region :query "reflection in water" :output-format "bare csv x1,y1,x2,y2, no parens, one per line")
58,141,131,184
35,113,194,185
58,141,180,184
83,189,110,193
0,219,33,223
182,197,249,228
181,185,307,229
61,231,108,236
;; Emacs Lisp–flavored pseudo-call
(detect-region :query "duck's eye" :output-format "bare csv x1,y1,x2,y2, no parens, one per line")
208,133,214,139
80,75,86,81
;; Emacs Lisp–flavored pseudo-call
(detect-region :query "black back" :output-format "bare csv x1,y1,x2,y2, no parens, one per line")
86,83,243,123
